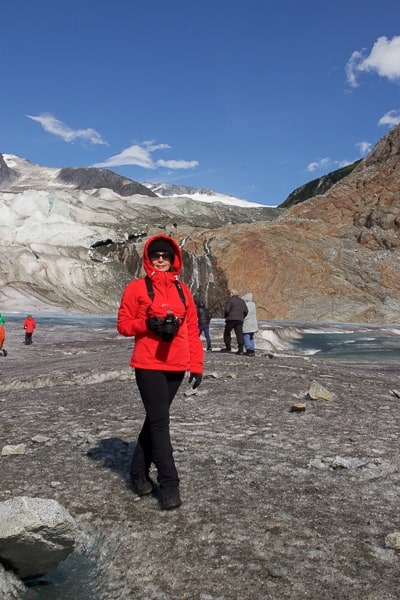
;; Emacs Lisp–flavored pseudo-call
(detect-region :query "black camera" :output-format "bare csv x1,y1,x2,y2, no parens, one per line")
162,311,180,341
146,311,181,341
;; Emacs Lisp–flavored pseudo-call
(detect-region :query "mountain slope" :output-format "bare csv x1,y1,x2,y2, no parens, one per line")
279,159,361,208
144,182,266,208
0,154,279,315
187,125,400,322
1,124,400,323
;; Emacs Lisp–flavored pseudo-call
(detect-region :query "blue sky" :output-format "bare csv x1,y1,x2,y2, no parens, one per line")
2,0,400,206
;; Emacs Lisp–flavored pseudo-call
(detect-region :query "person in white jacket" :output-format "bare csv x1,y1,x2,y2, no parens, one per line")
241,293,258,356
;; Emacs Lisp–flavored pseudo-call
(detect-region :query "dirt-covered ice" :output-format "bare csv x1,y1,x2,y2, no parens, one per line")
0,320,399,599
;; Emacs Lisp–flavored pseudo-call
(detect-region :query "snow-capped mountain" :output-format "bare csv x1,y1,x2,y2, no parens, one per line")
2,154,263,207
1,154,156,197
0,153,278,314
143,182,265,208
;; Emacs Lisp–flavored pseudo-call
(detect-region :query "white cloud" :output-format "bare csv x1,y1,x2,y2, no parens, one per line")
307,153,361,174
345,50,364,87
356,141,372,155
346,36,400,87
307,157,331,172
93,144,160,169
94,141,199,170
378,109,400,127
157,159,199,169
27,113,107,145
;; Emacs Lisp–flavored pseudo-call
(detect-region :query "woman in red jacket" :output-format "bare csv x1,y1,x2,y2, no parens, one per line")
117,234,203,510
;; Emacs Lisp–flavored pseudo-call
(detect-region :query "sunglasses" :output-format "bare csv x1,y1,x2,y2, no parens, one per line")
150,252,172,260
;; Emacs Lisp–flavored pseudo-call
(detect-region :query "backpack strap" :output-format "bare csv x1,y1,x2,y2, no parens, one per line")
145,275,155,302
145,276,187,309
174,280,187,309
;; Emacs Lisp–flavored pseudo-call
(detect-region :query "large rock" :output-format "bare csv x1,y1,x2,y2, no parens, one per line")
0,564,26,599
0,496,77,580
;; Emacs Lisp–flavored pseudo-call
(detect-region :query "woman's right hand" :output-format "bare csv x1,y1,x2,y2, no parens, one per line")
146,316,166,336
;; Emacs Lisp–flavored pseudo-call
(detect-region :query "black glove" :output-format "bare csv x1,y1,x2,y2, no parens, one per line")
188,373,202,389
146,316,166,336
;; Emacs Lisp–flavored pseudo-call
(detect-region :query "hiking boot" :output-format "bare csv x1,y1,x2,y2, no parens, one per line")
159,486,182,510
236,349,244,355
132,476,154,497
220,348,231,353
245,350,255,356
2,349,7,357
207,346,212,351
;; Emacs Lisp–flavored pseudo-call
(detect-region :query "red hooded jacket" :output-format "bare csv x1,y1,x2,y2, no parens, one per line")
117,235,204,373
23,316,36,334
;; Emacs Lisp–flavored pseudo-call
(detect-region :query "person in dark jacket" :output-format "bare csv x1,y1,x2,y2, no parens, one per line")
196,301,212,351
220,289,248,354
117,235,204,510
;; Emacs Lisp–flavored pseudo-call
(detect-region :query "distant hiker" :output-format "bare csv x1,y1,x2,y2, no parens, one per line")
196,301,212,351
117,235,203,511
0,321,7,357
220,289,248,354
23,314,37,345
242,292,258,356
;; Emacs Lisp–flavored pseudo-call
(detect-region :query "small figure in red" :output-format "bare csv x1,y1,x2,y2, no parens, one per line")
23,314,37,345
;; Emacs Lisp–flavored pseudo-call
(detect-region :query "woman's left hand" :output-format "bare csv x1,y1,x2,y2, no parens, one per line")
188,373,202,389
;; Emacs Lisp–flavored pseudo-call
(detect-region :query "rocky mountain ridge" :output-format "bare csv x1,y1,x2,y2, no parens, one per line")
1,124,400,323
279,159,362,208
144,182,219,197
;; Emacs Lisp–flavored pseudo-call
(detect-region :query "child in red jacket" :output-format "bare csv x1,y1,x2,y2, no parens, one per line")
23,314,37,345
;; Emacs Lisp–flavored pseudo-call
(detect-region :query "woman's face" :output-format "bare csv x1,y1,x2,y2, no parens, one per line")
150,251,172,272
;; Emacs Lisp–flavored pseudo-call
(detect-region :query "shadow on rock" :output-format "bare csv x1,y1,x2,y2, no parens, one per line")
86,438,135,491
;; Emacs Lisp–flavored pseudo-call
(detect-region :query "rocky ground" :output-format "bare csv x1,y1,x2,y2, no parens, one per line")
0,320,399,599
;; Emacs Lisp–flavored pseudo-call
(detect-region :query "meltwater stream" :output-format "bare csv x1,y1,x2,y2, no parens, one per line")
4,313,400,363
288,322,400,363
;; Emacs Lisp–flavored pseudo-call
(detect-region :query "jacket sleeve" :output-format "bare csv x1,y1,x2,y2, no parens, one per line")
117,281,148,337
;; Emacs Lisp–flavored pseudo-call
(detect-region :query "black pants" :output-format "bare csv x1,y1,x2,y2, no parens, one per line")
223,320,244,350
131,369,185,488
25,333,33,345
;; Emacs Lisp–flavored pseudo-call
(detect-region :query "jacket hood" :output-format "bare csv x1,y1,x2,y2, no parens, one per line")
242,293,253,302
143,235,182,277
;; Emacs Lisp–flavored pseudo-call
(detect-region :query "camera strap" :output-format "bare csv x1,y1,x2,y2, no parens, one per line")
145,276,187,311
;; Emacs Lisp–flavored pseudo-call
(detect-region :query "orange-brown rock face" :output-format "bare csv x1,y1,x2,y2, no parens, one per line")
183,125,400,323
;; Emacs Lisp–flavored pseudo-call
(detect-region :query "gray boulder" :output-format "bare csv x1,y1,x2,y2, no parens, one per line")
0,564,26,599
0,496,77,580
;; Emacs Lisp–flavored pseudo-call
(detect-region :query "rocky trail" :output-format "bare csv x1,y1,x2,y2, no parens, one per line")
0,321,399,599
